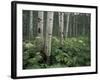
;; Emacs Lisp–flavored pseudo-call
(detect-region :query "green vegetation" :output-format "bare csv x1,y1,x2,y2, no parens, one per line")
23,37,90,69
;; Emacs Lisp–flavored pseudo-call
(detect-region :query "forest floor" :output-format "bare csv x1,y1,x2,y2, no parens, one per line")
23,36,90,69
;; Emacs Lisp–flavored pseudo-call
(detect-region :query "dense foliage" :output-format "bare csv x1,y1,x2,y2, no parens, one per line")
23,37,90,69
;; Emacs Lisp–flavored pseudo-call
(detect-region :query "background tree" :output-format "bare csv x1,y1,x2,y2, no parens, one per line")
65,13,70,38
59,12,64,46
29,11,33,40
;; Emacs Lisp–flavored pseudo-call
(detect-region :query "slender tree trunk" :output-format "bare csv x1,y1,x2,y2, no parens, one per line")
70,13,72,37
82,14,85,36
78,13,81,36
45,12,54,64
36,11,44,50
59,12,64,45
37,11,44,38
65,13,70,38
29,11,33,41
87,14,90,36
73,13,77,37
75,14,78,37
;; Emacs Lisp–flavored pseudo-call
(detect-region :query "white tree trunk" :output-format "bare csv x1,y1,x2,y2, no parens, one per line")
29,11,33,40
65,13,70,38
37,11,44,38
45,11,54,64
36,11,44,50
59,12,64,45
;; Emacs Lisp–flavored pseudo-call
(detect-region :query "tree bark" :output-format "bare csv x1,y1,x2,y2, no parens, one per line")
75,13,79,37
45,11,54,64
73,13,77,37
36,11,44,51
82,14,86,36
65,13,70,38
59,12,64,45
37,11,44,39
29,11,33,40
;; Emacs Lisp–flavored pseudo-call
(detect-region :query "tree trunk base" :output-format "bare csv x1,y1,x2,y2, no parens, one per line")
46,56,51,65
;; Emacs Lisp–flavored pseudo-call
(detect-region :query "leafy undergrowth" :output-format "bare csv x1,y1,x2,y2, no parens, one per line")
23,37,90,69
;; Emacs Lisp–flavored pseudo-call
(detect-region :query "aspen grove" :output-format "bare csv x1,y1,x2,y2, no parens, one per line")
23,10,91,69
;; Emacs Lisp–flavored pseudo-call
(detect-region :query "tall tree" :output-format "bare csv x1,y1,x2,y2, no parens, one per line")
87,14,91,36
82,14,86,36
65,13,70,38
36,11,44,51
73,13,77,37
44,11,54,64
59,12,64,45
29,11,33,40
69,13,73,37
37,11,44,39
75,13,79,37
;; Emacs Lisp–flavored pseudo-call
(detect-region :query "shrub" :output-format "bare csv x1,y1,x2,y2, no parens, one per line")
23,36,90,69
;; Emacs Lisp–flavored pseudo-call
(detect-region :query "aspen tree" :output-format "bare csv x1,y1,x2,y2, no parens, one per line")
82,14,86,36
29,11,33,40
65,13,70,38
75,13,79,37
37,11,44,38
59,12,64,45
36,11,44,51
73,13,76,37
45,11,54,64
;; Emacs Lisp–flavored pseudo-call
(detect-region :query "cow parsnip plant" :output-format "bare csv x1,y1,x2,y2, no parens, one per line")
23,37,90,69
